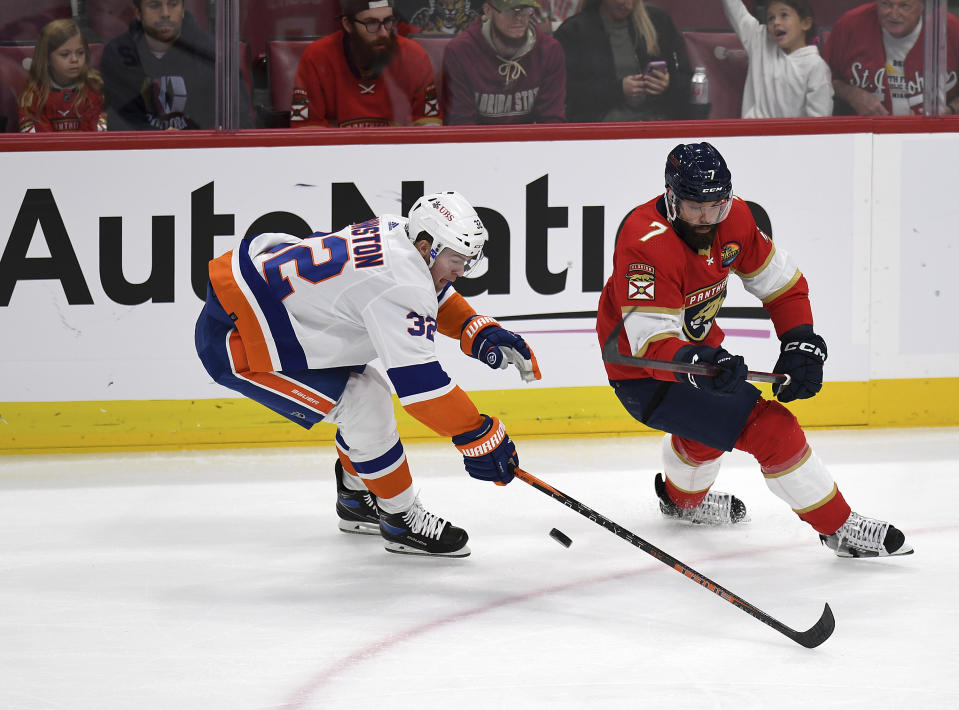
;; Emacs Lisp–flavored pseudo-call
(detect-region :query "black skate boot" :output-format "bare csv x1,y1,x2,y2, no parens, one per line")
334,460,380,535
655,473,748,525
379,496,470,557
819,512,914,558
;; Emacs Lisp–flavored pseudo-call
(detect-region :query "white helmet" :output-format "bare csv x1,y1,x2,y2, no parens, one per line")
407,191,488,274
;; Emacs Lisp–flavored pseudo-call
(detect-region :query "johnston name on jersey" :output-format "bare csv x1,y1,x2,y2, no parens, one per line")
207,215,487,435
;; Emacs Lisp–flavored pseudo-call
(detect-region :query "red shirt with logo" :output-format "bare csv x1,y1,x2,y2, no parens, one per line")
291,31,442,127
18,85,107,133
823,2,959,115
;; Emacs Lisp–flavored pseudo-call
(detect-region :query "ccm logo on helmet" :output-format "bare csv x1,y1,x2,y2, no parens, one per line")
784,341,826,363
702,186,726,193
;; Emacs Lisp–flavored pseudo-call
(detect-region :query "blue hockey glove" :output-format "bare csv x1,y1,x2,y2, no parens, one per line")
461,316,542,383
452,415,517,485
674,344,748,396
773,326,827,403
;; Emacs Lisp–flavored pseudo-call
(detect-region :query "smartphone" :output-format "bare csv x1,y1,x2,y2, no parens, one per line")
644,60,668,75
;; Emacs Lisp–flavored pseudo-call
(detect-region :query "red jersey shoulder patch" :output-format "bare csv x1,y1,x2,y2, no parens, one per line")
626,262,655,300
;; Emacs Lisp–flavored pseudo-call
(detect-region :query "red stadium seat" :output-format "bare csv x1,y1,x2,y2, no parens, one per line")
267,39,314,114
410,35,450,103
0,41,106,73
87,0,209,42
646,0,748,31
806,0,867,30
682,31,748,119
0,42,35,71
240,0,341,62
0,0,71,42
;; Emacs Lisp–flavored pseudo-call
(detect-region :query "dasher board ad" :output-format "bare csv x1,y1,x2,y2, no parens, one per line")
1,132,955,403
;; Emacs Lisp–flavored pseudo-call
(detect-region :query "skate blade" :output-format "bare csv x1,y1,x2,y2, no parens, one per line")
836,543,915,558
384,541,471,558
337,519,381,535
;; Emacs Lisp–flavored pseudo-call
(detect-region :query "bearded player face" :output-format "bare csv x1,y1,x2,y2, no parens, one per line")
344,7,398,69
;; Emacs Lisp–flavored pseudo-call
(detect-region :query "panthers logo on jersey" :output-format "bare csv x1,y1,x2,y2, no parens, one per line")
683,278,727,341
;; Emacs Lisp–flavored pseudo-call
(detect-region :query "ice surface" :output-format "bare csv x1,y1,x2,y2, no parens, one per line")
1,428,956,709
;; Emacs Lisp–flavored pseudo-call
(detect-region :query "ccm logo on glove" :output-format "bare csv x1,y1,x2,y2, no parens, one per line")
782,340,826,363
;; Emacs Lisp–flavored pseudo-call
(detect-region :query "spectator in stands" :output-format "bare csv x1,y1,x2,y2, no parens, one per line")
395,0,482,34
291,0,442,127
18,19,107,132
823,0,959,116
101,0,252,130
553,0,691,123
721,0,832,117
441,0,566,124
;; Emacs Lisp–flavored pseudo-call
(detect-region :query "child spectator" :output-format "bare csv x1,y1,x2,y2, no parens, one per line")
17,19,107,133
721,0,832,118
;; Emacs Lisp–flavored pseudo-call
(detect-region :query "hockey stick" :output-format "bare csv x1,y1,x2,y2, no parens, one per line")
601,310,790,386
513,467,835,648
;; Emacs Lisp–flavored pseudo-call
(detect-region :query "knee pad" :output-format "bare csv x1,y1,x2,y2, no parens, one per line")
735,398,807,469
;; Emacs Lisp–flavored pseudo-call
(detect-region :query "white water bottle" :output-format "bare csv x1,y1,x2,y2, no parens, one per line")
691,66,709,105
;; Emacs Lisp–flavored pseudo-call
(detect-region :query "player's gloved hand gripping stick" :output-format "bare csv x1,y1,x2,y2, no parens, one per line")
601,311,791,387
772,325,827,402
461,315,542,383
453,414,518,485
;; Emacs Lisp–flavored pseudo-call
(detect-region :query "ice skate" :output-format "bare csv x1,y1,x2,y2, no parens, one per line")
379,496,470,557
655,473,748,525
820,511,914,558
334,460,381,535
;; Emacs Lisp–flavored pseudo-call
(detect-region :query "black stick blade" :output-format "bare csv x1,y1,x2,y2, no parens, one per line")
787,603,835,648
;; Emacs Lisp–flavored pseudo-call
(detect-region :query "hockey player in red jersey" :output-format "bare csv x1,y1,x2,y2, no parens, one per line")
597,142,912,558
196,192,540,558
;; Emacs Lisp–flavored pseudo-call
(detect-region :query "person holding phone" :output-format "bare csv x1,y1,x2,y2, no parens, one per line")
554,0,692,122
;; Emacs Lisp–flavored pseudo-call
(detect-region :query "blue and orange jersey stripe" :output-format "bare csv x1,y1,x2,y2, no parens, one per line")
208,237,308,373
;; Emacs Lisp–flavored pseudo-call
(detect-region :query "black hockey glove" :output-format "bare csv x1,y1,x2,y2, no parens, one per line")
452,414,517,485
674,344,748,396
461,316,542,383
773,325,827,403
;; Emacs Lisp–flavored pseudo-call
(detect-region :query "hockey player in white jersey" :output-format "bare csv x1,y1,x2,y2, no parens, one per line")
195,192,540,558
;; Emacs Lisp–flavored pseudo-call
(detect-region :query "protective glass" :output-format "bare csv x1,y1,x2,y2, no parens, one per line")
352,16,397,33
676,196,732,225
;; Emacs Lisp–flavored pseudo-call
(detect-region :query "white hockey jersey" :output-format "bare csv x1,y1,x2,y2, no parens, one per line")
208,215,486,437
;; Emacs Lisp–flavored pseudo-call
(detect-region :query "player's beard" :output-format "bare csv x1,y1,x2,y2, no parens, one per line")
349,32,397,74
673,219,719,252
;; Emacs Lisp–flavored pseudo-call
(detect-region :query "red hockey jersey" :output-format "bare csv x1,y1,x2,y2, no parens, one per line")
597,196,813,381
290,31,442,128
18,85,106,133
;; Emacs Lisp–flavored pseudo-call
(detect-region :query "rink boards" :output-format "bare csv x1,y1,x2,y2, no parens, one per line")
1,125,957,452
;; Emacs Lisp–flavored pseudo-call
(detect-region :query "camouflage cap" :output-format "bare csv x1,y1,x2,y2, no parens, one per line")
487,0,540,11
339,0,393,16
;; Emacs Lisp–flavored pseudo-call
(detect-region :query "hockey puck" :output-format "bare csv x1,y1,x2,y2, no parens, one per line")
549,528,573,548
